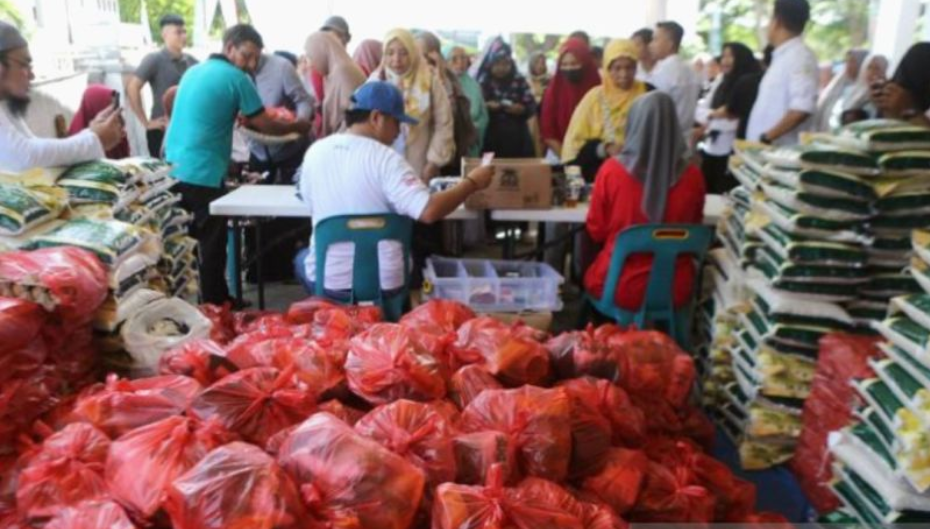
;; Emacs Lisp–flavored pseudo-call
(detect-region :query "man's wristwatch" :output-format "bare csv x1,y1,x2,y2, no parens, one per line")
759,133,773,145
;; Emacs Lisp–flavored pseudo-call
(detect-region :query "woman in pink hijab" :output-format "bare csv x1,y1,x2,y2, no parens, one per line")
353,39,383,77
68,84,130,159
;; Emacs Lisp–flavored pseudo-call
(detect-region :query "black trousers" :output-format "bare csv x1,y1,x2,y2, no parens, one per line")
147,129,165,159
701,151,738,195
176,182,229,304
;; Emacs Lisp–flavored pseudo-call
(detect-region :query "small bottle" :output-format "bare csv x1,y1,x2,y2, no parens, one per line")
565,165,583,208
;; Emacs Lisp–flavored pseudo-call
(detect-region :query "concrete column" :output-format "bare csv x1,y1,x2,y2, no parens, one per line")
646,0,669,26
872,0,920,65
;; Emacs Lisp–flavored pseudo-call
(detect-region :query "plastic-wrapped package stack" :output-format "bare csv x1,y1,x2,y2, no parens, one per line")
0,298,790,528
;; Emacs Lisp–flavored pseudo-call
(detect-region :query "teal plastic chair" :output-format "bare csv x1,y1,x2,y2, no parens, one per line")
314,214,413,322
584,224,713,350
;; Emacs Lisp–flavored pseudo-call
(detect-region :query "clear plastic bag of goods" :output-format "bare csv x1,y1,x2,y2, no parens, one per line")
448,365,503,409
559,376,646,448
69,374,202,437
432,464,585,529
105,416,236,519
345,323,447,405
354,399,457,486
458,386,572,483
121,298,213,377
450,317,551,386
164,442,307,529
0,184,66,237
189,367,316,447
158,339,237,386
42,500,137,529
0,247,108,325
225,334,346,400
276,412,426,529
581,447,650,516
16,423,110,521
25,218,159,269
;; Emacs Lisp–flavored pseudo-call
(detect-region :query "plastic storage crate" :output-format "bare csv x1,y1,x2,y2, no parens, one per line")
423,257,564,312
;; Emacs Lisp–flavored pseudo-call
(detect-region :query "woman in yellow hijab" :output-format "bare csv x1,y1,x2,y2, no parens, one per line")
370,28,454,182
561,39,651,180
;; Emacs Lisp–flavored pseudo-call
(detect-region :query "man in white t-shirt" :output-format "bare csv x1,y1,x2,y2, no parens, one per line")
0,21,124,174
746,0,818,146
295,81,494,296
647,21,701,142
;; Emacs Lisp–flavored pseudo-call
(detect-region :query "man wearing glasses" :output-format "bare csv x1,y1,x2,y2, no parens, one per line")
0,21,124,174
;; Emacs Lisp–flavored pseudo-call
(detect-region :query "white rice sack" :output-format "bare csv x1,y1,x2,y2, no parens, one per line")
0,184,67,236
761,181,872,221
832,119,930,153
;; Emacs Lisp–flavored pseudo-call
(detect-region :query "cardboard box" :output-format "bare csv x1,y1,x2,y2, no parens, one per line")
462,158,552,210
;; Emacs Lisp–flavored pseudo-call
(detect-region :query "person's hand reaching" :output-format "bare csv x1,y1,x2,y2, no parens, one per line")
90,104,126,151
465,164,495,191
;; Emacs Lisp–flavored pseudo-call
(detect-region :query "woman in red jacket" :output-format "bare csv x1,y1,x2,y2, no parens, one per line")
584,91,706,310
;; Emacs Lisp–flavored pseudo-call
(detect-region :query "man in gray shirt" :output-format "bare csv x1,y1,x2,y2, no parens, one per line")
248,52,314,183
127,14,197,157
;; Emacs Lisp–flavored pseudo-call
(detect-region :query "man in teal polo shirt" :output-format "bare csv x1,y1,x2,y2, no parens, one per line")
166,24,311,304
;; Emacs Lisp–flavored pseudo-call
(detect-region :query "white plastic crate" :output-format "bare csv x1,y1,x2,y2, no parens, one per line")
423,257,564,312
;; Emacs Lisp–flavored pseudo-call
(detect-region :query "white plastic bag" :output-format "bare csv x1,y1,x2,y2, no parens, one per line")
122,297,212,376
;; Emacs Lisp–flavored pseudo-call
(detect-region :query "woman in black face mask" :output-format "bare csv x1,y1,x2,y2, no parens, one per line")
540,36,601,158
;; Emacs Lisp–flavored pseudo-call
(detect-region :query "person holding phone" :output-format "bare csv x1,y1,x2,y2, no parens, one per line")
0,21,124,174
68,85,130,159
476,37,537,158
872,42,930,127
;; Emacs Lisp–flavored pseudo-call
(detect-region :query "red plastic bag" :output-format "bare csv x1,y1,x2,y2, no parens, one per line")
449,365,503,410
225,336,346,400
450,317,551,386
285,298,382,342
69,374,202,438
43,324,96,383
189,367,316,447
43,501,136,529
432,464,584,529
559,382,612,480
232,311,289,336
560,377,646,448
0,297,45,354
0,247,108,327
165,442,306,529
277,413,425,529
16,423,110,520
0,368,62,449
355,399,457,486
345,323,446,405
317,400,367,426
547,325,629,381
628,461,715,523
452,431,519,486
581,448,650,516
605,330,691,404
198,304,236,344
105,416,237,519
515,478,627,529
158,340,237,386
459,386,572,482
400,300,476,362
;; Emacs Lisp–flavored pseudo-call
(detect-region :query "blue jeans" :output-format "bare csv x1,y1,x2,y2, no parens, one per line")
293,247,405,303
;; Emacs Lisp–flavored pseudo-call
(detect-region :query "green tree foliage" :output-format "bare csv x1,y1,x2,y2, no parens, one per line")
698,0,871,63
0,0,24,28
118,0,194,44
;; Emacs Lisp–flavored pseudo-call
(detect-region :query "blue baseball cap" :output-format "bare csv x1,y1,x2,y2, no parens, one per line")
349,82,419,125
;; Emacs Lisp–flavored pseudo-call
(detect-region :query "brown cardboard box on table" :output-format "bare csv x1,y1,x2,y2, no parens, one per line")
462,158,553,210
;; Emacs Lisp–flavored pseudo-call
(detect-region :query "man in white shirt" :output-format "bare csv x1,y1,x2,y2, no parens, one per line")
631,28,656,83
746,0,819,146
647,21,701,139
0,21,123,174
295,81,494,296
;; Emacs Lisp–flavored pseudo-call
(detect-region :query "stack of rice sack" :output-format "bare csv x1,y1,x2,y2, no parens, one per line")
0,298,790,528
825,120,930,323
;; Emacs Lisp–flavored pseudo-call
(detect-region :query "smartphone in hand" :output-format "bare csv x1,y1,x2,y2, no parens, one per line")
111,90,121,108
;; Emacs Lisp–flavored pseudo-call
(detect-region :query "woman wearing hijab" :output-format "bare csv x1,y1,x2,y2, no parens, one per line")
527,51,551,103
371,28,454,181
304,31,367,139
417,31,478,171
694,42,760,194
873,42,930,126
353,39,383,77
813,49,869,132
584,91,706,311
562,39,651,180
840,54,888,124
478,37,537,158
448,45,489,157
540,37,601,158
69,85,130,159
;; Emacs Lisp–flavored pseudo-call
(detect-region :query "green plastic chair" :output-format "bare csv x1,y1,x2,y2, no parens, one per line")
584,224,713,350
314,214,413,322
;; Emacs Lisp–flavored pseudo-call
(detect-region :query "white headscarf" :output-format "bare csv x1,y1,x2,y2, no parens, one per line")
843,54,889,112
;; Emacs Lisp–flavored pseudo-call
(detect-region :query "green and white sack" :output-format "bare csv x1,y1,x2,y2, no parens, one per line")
762,181,872,221
0,184,66,236
832,119,930,153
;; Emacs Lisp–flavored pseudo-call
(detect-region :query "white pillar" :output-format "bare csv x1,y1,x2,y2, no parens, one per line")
872,0,920,65
646,0,669,26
